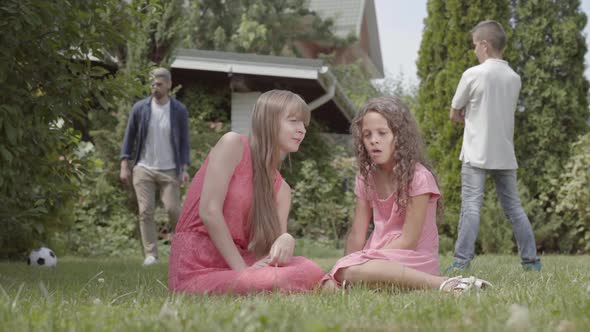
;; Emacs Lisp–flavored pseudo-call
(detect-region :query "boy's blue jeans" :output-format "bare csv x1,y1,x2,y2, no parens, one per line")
453,163,540,266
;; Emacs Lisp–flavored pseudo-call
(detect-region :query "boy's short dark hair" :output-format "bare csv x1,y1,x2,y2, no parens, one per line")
470,20,506,52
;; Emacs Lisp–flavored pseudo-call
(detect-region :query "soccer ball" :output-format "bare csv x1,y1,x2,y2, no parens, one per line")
28,247,57,268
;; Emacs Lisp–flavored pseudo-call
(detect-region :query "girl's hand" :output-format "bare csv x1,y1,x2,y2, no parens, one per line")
268,233,295,266
250,256,271,269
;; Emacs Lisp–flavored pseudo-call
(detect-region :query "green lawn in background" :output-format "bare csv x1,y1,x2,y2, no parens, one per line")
1,254,589,332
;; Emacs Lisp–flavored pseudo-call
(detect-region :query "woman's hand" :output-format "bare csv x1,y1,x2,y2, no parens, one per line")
232,260,249,271
250,256,271,269
268,233,295,267
248,233,294,268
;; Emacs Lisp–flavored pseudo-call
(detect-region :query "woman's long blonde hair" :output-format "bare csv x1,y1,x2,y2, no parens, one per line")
351,96,442,218
248,90,310,257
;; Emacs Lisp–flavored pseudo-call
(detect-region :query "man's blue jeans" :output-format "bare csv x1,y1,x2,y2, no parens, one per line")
453,163,540,266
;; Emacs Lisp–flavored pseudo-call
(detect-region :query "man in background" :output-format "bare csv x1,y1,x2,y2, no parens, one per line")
120,67,190,266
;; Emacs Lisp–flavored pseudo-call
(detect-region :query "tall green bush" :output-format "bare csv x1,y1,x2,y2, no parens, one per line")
0,0,135,257
67,0,187,256
535,133,590,253
512,0,589,202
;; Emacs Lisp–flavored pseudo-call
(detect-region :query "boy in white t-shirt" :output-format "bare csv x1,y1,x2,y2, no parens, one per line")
446,20,541,273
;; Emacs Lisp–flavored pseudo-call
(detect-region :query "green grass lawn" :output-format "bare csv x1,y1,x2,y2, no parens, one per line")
1,254,589,331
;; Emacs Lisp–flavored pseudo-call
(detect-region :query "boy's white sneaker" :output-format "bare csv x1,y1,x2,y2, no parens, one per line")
142,255,157,266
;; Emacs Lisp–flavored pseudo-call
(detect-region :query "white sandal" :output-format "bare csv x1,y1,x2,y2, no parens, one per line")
439,275,492,294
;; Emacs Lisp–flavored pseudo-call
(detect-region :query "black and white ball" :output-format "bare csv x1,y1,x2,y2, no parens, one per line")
28,247,57,267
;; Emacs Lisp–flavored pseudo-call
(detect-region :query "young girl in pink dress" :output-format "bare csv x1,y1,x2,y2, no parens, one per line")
322,96,491,294
169,90,324,294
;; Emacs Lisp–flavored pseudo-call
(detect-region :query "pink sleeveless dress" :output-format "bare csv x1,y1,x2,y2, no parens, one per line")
323,163,441,284
169,135,324,294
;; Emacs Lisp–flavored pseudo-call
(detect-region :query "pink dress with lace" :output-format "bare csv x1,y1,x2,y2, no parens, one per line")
168,135,324,294
323,163,441,283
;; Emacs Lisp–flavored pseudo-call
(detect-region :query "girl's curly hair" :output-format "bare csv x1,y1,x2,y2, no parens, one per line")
351,96,442,218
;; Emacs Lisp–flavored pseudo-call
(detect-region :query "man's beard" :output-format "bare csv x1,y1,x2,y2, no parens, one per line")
152,91,163,99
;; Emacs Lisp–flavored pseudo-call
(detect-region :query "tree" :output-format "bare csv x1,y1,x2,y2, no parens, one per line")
91,0,185,182
511,0,589,202
414,0,512,239
68,0,189,255
375,71,419,110
182,0,341,55
125,0,184,71
533,133,590,253
0,0,135,256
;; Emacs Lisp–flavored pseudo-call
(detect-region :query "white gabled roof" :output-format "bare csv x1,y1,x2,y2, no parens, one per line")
172,49,326,80
308,0,383,78
309,0,365,38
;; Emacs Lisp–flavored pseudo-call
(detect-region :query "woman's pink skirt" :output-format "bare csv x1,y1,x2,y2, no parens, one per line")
169,232,324,294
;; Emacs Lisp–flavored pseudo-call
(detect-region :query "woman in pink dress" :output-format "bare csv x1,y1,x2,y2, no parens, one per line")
169,90,324,294
322,96,491,294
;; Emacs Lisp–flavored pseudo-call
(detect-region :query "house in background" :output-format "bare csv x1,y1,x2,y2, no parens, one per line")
171,49,355,134
299,0,384,79
171,0,382,135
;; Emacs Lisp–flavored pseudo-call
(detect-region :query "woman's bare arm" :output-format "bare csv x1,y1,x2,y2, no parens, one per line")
344,198,372,255
199,133,248,271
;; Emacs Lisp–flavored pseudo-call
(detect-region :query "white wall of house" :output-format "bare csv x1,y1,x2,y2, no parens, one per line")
231,92,261,134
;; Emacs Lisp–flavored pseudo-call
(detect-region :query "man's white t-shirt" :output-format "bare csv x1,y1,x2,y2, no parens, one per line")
451,58,521,170
137,99,176,171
